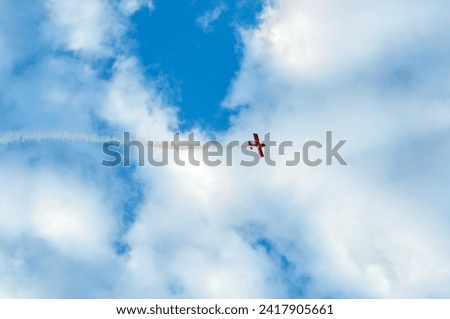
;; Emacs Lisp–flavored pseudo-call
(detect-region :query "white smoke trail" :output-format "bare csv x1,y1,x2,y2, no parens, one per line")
0,131,117,145
0,131,231,149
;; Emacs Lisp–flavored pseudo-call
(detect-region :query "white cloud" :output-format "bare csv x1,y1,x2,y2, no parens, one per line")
226,0,448,86
0,0,127,297
43,0,125,56
196,3,227,32
2,56,102,131
119,0,155,16
100,57,178,140
30,175,116,260
219,0,450,297
117,163,288,297
0,157,123,297
0,164,116,261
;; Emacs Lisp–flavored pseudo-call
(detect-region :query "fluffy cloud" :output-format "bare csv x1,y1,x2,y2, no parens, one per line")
220,0,450,297
0,158,121,297
43,0,125,56
100,57,177,140
0,0,128,297
0,165,115,259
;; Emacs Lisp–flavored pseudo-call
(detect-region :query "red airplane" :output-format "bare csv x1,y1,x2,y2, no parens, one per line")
248,133,266,157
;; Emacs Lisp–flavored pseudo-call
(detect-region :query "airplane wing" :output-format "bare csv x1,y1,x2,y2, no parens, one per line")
257,147,264,158
253,133,260,143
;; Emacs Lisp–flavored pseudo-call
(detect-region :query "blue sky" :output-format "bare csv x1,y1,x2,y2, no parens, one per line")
1,0,450,298
130,0,263,131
